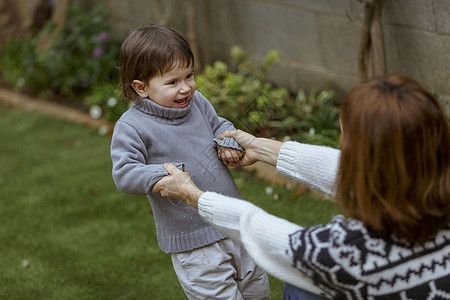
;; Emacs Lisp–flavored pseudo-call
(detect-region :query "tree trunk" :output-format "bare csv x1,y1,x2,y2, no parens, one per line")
37,0,71,52
370,0,385,77
357,0,385,82
0,0,23,43
154,0,178,26
187,0,200,71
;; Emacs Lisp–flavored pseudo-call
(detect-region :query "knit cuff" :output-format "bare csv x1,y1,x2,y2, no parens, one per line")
276,141,302,179
149,162,185,190
213,137,244,152
277,141,339,197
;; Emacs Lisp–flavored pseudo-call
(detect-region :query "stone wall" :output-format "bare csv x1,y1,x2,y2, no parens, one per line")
100,0,449,114
4,0,449,113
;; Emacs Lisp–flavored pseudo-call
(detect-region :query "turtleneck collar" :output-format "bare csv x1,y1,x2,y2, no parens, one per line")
133,95,194,120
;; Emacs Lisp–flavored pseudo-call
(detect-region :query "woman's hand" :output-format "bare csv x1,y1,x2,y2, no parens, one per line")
217,130,283,167
152,164,204,209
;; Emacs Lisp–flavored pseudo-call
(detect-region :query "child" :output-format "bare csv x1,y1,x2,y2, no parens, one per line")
110,24,270,299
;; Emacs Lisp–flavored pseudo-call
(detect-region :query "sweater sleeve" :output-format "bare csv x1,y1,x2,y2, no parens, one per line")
276,141,340,198
110,121,184,195
195,91,243,150
198,191,324,295
196,91,236,137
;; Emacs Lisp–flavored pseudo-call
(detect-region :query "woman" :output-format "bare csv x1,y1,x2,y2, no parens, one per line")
152,75,450,299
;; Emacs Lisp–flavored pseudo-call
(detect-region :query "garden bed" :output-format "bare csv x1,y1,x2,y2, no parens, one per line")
0,87,332,201
0,87,113,132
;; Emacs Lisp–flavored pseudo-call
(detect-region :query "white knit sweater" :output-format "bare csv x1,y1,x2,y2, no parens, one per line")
198,141,450,299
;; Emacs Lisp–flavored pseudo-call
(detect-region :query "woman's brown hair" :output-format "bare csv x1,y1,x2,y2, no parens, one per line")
119,24,194,101
337,74,450,244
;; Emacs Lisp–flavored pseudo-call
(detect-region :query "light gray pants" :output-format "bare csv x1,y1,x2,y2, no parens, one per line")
171,238,270,300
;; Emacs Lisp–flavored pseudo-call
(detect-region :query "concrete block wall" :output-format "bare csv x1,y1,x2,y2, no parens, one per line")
198,0,364,94
99,0,449,113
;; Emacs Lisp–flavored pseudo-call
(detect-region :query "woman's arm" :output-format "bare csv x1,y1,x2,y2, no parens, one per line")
199,191,322,294
218,131,340,197
217,130,283,167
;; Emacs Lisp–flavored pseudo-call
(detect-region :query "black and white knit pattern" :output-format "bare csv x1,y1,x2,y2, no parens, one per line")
289,215,450,299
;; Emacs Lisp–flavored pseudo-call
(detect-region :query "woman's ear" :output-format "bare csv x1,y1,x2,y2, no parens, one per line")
131,80,149,98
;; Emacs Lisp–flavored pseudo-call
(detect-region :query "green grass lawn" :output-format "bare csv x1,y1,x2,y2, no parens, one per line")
0,103,342,299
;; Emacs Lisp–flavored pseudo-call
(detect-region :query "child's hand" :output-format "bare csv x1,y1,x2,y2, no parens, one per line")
218,146,244,166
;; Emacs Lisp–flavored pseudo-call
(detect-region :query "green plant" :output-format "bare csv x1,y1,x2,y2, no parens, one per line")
279,89,340,147
196,46,340,147
0,34,42,92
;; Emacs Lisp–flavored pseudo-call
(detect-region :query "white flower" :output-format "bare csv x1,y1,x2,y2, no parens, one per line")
17,77,25,88
98,125,109,136
89,105,102,119
273,192,280,201
265,186,273,195
107,97,117,107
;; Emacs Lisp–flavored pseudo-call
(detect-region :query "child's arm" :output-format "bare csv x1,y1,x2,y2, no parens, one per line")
195,91,244,152
110,121,184,195
217,146,245,166
210,112,245,163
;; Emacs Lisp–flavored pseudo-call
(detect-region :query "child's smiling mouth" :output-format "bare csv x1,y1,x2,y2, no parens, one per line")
174,97,189,108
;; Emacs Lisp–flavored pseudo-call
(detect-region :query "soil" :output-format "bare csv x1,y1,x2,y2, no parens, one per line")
0,87,113,131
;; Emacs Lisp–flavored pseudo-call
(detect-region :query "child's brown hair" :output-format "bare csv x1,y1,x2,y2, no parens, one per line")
119,24,194,101
337,74,450,244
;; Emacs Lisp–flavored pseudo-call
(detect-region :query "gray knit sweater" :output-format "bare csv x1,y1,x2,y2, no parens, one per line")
110,91,242,253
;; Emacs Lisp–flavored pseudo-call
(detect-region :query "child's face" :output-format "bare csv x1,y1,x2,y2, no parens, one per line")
132,62,196,108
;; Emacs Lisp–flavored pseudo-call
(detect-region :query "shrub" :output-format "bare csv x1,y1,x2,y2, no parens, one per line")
40,4,121,99
0,4,121,102
196,46,340,147
0,34,41,92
